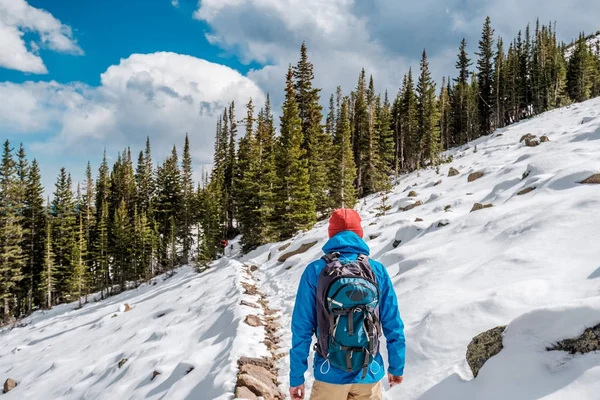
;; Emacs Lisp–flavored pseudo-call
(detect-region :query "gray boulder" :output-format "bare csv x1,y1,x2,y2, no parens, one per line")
466,326,506,377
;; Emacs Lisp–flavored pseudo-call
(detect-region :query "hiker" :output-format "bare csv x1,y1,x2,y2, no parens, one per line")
289,208,406,400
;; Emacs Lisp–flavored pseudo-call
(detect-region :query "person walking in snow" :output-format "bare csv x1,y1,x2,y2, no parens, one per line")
289,208,406,400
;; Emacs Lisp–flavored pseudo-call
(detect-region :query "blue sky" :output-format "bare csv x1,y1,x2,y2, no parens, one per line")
1,0,599,191
0,0,260,85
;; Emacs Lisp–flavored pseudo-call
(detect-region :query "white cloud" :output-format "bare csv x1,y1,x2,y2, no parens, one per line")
193,0,600,102
0,0,83,73
0,52,265,187
171,0,180,8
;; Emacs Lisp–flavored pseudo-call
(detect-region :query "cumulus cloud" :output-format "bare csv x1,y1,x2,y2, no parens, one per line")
0,52,265,186
0,0,83,73
194,0,600,101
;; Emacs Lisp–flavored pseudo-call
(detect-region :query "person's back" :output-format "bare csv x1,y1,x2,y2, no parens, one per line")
289,209,406,400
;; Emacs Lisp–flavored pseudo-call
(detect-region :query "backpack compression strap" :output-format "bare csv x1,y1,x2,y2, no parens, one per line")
321,252,341,264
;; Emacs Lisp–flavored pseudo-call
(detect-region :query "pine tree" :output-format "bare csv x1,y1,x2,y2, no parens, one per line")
135,137,155,214
72,189,87,307
417,49,441,166
468,73,480,141
224,102,238,235
492,38,506,130
476,16,495,136
94,153,111,298
326,94,336,138
256,95,278,243
453,39,473,145
51,168,75,303
82,163,95,289
353,69,370,196
155,146,182,270
24,159,45,312
401,69,420,170
112,199,130,290
567,33,594,102
293,43,330,216
180,134,194,263
236,99,262,252
40,199,56,309
439,77,452,151
275,66,316,239
392,85,403,175
330,97,357,209
378,91,395,173
0,141,25,321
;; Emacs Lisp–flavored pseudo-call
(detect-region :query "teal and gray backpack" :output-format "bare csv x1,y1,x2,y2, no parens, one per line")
315,252,382,378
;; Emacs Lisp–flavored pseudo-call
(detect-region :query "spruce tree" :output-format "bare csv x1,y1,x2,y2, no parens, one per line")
0,141,25,321
24,159,45,312
236,99,262,252
72,188,87,307
256,95,278,243
83,162,95,289
330,98,357,209
40,199,56,309
112,199,130,290
401,69,419,170
353,69,370,196
417,49,441,166
492,38,506,129
224,102,238,235
155,147,182,270
378,91,395,173
275,66,316,239
180,134,194,263
293,43,330,216
476,16,495,136
453,38,473,145
51,168,75,303
439,77,452,151
567,34,593,102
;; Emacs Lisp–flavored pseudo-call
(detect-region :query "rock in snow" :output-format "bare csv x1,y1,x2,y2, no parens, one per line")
3,379,17,394
467,171,485,182
466,326,506,377
448,167,460,177
547,323,600,354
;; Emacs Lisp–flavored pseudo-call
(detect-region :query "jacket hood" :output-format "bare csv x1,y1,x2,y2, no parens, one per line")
322,230,370,256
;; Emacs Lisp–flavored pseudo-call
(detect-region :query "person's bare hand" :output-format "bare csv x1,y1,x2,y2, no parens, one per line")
388,373,404,387
290,384,305,400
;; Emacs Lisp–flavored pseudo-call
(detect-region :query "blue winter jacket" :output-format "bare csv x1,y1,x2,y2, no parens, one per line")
289,231,406,387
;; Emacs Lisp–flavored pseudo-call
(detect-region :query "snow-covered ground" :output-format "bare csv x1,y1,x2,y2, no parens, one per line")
242,97,600,399
2,97,600,399
0,255,269,400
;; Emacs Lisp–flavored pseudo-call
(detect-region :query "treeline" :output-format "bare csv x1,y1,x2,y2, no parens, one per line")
0,137,199,323
200,18,600,254
2,18,600,322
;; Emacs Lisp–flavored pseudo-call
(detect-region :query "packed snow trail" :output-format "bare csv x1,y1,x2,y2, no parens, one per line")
2,98,600,399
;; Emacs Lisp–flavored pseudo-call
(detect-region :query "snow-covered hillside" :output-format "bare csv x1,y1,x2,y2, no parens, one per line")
565,32,600,58
2,97,600,400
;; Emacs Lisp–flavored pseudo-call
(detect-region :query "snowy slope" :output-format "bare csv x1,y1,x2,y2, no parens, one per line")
241,97,600,399
565,32,600,58
2,98,600,400
0,256,269,400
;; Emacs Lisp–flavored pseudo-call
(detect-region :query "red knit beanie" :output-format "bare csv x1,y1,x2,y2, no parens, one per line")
328,208,364,238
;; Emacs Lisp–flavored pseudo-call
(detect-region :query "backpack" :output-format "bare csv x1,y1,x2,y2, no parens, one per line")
315,252,382,378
